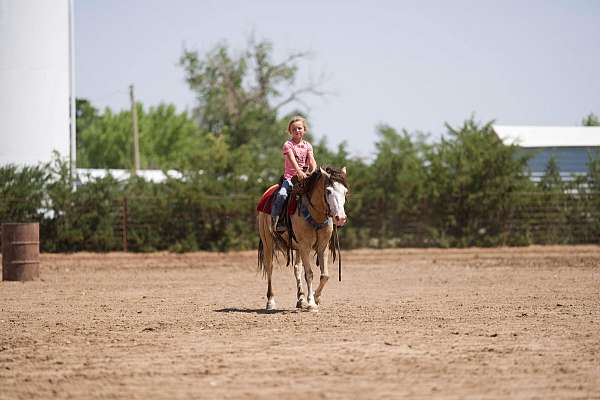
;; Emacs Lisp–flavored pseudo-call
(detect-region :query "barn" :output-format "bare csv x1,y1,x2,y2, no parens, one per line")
494,125,600,181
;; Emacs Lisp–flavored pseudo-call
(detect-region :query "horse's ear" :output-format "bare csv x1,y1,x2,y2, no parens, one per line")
341,166,347,175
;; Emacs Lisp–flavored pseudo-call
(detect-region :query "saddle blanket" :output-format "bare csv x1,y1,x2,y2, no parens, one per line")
256,184,297,215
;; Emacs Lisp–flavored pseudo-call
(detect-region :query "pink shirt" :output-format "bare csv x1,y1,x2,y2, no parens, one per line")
283,140,313,179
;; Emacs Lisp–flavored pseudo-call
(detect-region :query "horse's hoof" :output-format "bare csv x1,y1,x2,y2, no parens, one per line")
266,299,276,311
306,303,319,312
296,299,309,309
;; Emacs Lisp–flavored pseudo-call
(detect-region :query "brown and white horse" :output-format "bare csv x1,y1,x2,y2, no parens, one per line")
257,166,348,311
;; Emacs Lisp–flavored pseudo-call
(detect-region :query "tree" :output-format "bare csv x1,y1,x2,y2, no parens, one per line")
535,156,571,243
362,125,428,245
75,99,99,147
0,164,47,223
178,39,332,197
137,104,204,170
425,118,532,246
586,153,600,239
582,113,599,126
76,100,203,170
538,156,563,192
179,38,324,149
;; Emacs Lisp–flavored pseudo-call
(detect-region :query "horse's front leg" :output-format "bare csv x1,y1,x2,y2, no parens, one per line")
314,242,330,306
298,246,318,311
293,251,308,309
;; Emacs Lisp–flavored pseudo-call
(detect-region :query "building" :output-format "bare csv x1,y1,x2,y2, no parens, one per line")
494,125,600,181
0,0,75,168
75,169,184,185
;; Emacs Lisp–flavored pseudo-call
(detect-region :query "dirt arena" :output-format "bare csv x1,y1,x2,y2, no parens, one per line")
1,246,599,399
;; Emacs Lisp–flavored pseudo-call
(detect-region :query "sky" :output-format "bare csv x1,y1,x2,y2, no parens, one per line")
75,0,600,159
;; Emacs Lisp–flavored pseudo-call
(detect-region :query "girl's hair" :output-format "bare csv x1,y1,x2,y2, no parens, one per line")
287,115,308,132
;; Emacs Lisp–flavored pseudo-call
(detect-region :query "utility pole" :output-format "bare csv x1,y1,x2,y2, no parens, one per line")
129,84,140,174
68,0,77,183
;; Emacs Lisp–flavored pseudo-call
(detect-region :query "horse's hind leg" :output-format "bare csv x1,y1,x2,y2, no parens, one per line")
263,246,275,310
266,262,276,311
259,215,276,310
293,251,308,309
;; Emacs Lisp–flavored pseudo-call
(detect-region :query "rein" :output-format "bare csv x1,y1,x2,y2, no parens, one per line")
334,224,342,281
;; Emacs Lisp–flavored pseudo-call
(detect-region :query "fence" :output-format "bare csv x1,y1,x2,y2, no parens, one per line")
1,193,599,251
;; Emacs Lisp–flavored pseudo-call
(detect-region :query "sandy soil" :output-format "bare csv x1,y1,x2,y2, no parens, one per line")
1,246,599,399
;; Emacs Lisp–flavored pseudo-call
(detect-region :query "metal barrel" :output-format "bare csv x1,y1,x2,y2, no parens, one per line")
1,223,40,281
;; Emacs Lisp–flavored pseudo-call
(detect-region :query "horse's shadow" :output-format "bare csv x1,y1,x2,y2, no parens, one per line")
214,307,295,315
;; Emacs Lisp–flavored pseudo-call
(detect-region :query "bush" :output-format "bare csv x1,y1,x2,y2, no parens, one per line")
2,132,600,253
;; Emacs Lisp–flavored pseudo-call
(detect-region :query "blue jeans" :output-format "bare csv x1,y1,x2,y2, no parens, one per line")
271,179,293,218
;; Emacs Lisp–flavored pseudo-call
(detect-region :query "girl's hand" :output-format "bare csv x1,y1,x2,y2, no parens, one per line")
297,170,307,180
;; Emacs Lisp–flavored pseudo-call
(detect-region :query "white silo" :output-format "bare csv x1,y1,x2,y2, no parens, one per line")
0,0,75,169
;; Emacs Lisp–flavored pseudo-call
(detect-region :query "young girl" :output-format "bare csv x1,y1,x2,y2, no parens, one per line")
271,115,317,231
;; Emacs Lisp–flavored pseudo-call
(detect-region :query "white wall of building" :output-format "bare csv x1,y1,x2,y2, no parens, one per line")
0,0,73,167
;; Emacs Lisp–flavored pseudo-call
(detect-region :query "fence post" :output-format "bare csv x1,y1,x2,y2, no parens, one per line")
122,196,128,252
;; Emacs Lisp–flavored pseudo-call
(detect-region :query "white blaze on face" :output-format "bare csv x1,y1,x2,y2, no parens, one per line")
326,181,348,226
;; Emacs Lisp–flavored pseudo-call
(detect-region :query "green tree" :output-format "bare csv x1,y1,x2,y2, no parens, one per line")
0,164,47,223
137,104,203,170
361,125,428,246
425,118,532,246
538,156,563,192
76,100,204,170
586,152,600,193
582,113,599,126
179,38,324,149
75,99,99,151
588,153,600,241
77,106,133,169
535,156,570,244
178,39,331,198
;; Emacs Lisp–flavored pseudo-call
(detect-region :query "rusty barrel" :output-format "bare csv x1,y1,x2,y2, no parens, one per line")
1,223,40,281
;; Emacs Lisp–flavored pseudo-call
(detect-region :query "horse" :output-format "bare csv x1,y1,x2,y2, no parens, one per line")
257,166,348,311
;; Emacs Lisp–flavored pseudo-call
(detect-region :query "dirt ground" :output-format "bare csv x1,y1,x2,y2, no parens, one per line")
1,246,599,399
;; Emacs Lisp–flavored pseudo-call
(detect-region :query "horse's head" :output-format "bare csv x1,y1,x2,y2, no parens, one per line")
323,166,348,227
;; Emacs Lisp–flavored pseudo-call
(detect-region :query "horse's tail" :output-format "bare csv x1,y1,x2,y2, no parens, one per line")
257,213,271,278
257,211,293,278
257,212,281,278
257,237,265,277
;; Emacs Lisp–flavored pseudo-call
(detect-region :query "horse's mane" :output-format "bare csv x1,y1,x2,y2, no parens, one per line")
324,166,348,188
292,166,348,197
292,169,321,197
